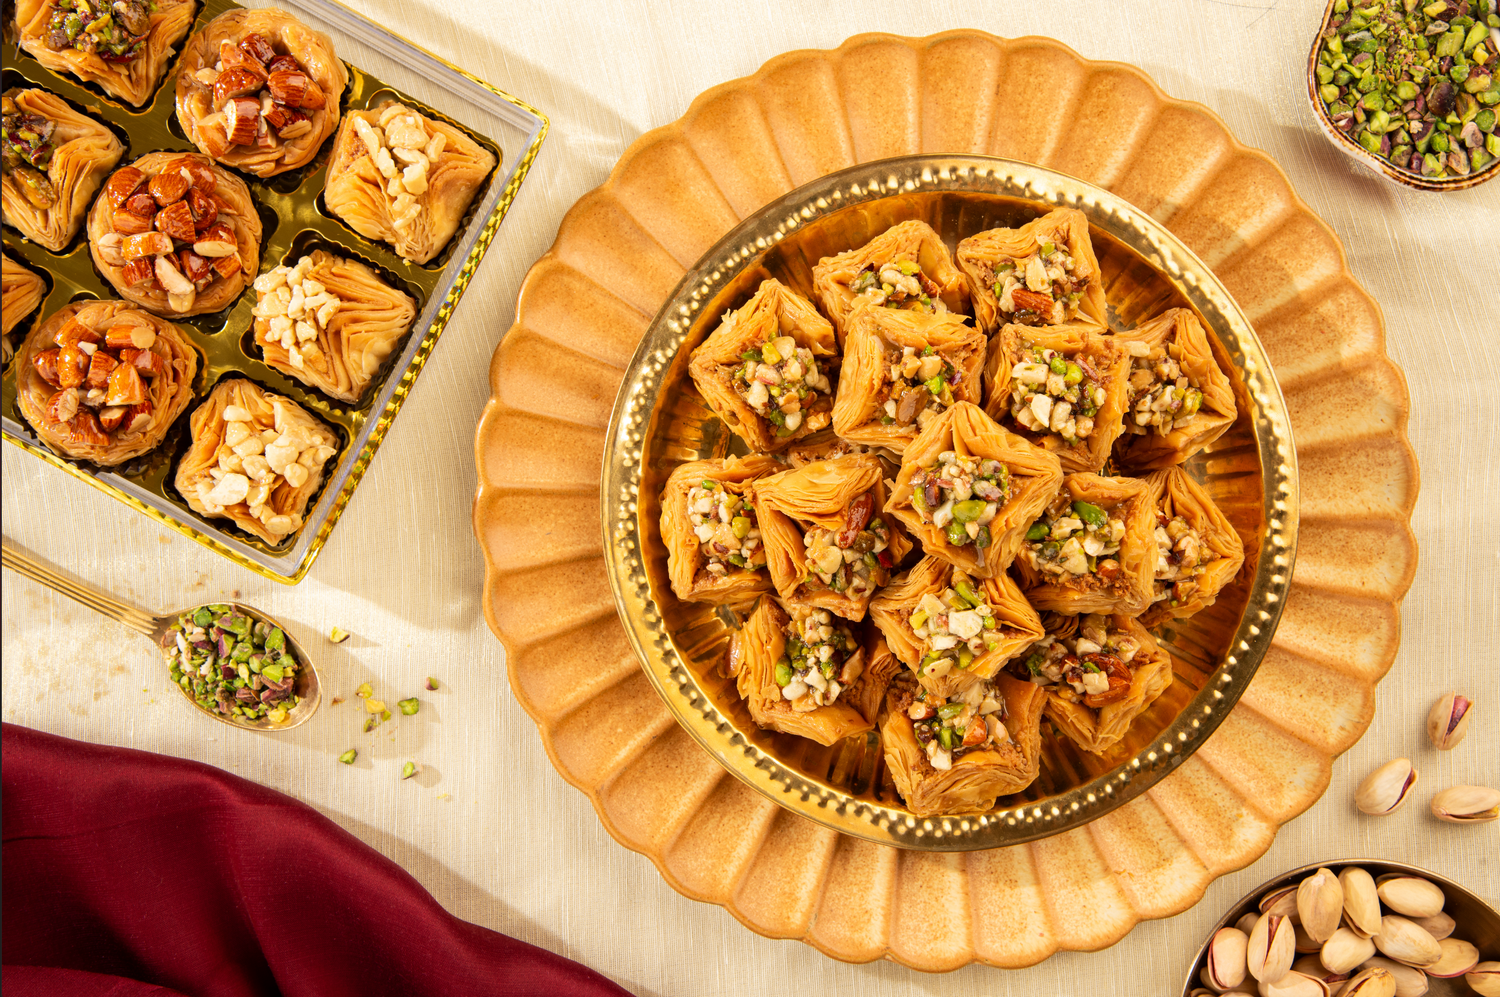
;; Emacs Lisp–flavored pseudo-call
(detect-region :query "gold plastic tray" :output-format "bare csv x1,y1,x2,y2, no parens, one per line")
3,0,547,583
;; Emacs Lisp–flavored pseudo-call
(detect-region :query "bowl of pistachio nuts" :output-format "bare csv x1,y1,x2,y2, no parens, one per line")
1309,0,1500,189
1183,859,1500,996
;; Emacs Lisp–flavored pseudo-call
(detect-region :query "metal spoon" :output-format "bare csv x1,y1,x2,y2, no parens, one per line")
1,537,321,731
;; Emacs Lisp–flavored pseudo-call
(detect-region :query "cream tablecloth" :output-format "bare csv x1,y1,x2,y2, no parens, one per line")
4,1,1497,993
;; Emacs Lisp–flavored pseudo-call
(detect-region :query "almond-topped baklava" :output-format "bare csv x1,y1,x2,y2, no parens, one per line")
15,0,196,108
983,321,1129,473
728,598,875,746
251,251,417,403
176,379,339,544
868,554,1043,699
880,670,1045,816
811,219,969,345
831,299,986,453
752,452,912,621
1013,473,1156,616
324,100,496,264
660,454,782,605
688,278,839,452
1112,307,1238,470
174,8,348,177
2,87,124,251
885,403,1062,578
88,153,262,318
1011,612,1173,755
15,300,197,465
1138,466,1245,627
956,207,1107,334
3,253,47,362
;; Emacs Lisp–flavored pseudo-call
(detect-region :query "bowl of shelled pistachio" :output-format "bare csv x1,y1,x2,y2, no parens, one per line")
1308,0,1500,190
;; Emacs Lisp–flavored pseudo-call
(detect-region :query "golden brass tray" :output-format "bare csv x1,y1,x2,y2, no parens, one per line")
600,156,1298,850
3,0,547,583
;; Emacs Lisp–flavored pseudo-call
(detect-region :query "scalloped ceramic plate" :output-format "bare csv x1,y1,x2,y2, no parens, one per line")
474,30,1419,970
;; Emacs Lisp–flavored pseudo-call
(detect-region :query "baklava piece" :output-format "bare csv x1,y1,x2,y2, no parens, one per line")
324,100,496,264
1012,473,1156,616
1138,467,1245,628
660,454,782,606
1112,307,1237,470
251,251,417,402
88,153,262,318
2,87,124,251
884,402,1062,578
811,219,968,345
688,278,838,452
15,0,196,108
174,8,348,177
176,379,339,544
982,321,1129,473
15,300,197,465
956,207,1107,335
3,253,47,362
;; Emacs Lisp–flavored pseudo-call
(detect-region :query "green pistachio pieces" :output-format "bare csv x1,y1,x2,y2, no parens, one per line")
401,761,418,780
338,749,357,765
398,697,420,716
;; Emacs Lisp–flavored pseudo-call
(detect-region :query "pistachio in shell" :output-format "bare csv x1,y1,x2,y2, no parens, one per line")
1293,954,1348,991
1427,937,1480,978
1355,758,1417,815
1292,920,1321,954
1236,911,1261,936
1259,970,1332,997
1425,691,1472,750
1467,961,1500,997
1342,966,1397,997
1297,866,1343,943
1371,915,1441,969
1358,957,1428,997
1321,926,1377,975
1429,784,1500,823
1249,911,1297,983
1339,866,1383,938
1260,883,1300,917
1409,910,1453,940
1373,876,1445,918
1205,925,1250,989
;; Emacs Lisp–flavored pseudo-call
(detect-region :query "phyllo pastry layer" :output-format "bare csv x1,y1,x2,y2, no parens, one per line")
660,454,782,606
1013,472,1156,616
1137,467,1245,628
2,87,124,251
3,253,47,358
1112,307,1237,470
811,219,968,345
956,207,1106,334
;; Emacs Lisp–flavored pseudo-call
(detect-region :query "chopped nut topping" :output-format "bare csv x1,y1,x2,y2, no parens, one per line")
1014,614,1139,707
774,610,863,711
251,255,342,370
982,237,1085,325
352,103,438,232
891,677,1010,771
908,451,1010,550
1020,492,1125,581
686,479,766,578
1008,344,1104,444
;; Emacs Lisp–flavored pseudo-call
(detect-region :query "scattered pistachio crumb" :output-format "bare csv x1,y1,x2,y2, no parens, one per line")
330,627,351,643
363,716,379,733
401,761,418,780
356,682,373,699
338,749,357,764
398,697,420,715
365,698,386,714
425,676,439,691
330,696,344,706
380,709,391,722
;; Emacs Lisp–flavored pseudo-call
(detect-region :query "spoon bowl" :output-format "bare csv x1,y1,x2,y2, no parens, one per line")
2,538,321,732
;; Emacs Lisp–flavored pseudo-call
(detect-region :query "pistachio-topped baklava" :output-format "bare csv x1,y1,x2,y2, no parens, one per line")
660,454,782,605
1013,472,1155,616
688,278,839,452
956,207,1107,334
811,219,968,344
880,670,1045,816
15,0,196,108
884,403,1062,578
1011,613,1173,755
869,554,1043,699
1112,307,1238,470
752,452,912,621
2,88,124,251
1138,467,1245,627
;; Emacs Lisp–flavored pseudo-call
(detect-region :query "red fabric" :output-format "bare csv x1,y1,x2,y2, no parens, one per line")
2,723,635,997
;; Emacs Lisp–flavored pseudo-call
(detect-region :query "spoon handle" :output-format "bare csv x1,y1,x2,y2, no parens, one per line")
1,537,161,639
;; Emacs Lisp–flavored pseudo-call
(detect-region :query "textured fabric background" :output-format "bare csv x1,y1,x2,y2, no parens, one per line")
3,1,1496,994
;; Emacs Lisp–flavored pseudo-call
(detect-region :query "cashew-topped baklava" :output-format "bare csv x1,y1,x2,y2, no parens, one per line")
831,300,985,453
1013,473,1156,616
728,598,875,746
15,300,197,465
3,253,47,361
956,207,1107,335
869,554,1043,699
811,219,969,345
752,452,912,621
1011,613,1173,755
176,379,339,544
89,153,262,318
324,100,496,264
880,670,1045,816
251,251,417,402
687,278,838,452
174,8,348,177
983,321,1129,473
2,88,124,251
1138,467,1245,628
1112,307,1238,470
884,403,1062,578
15,0,196,108
660,454,782,605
